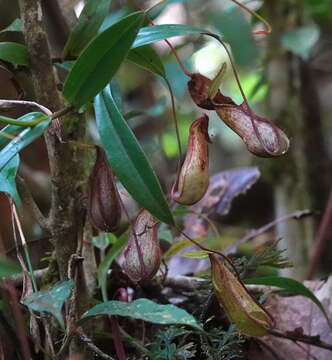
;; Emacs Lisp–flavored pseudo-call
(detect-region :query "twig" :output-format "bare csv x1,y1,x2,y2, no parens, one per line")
268,328,332,352
307,190,332,279
225,209,313,255
76,329,115,360
16,176,50,231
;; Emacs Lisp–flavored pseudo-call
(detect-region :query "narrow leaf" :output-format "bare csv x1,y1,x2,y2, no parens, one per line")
94,85,174,225
0,154,21,208
182,250,210,259
0,255,20,278
132,24,211,48
164,237,206,260
81,298,202,330
63,11,144,108
244,276,332,331
0,113,50,172
98,231,129,298
63,0,112,58
22,280,74,328
0,19,22,34
0,42,28,65
127,45,166,78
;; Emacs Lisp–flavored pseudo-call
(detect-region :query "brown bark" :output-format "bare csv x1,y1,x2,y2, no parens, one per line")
18,0,86,280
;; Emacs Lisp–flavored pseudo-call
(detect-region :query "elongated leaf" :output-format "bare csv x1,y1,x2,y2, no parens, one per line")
0,42,28,65
81,298,202,330
182,250,210,259
94,85,174,225
0,19,22,34
0,113,50,171
164,237,206,260
132,24,211,48
22,280,74,328
63,0,112,58
0,154,21,208
0,255,20,278
127,45,166,78
63,11,144,108
244,276,332,330
98,231,129,299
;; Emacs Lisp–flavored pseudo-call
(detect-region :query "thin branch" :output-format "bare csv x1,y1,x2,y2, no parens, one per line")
268,329,332,352
76,329,115,360
225,209,314,255
307,190,332,279
16,176,50,231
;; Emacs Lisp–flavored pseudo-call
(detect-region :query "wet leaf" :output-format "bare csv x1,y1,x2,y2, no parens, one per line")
81,298,203,330
21,280,74,328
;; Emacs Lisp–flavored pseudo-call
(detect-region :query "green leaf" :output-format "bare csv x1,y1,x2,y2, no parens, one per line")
0,255,20,278
208,62,227,99
164,237,206,260
81,298,203,330
63,0,112,58
21,280,74,328
0,112,46,127
0,113,50,172
182,250,210,259
132,24,210,48
0,42,28,66
0,19,22,34
63,11,144,108
0,154,21,208
98,231,129,300
281,25,320,59
127,45,166,78
244,276,332,330
94,85,174,225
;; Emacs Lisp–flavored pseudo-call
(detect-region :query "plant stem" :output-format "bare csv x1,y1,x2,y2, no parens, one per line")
12,203,38,291
229,0,272,34
268,329,332,352
0,114,48,126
